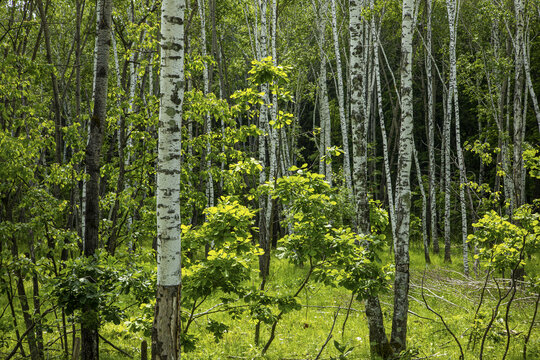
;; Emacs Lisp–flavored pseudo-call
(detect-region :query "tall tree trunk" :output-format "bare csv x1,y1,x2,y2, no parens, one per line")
316,0,332,185
446,0,468,275
443,77,452,263
331,0,352,194
522,27,540,133
350,1,391,358
257,0,273,280
198,0,215,211
152,0,185,359
390,0,414,352
413,144,430,264
82,0,112,358
513,0,525,208
425,0,438,254
373,18,397,242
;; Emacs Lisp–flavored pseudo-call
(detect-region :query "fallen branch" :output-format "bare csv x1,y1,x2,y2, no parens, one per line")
99,334,133,358
315,307,340,360
380,301,436,322
421,269,464,360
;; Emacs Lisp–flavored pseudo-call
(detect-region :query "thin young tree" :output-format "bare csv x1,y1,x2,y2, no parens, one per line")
425,0,438,254
152,0,185,359
512,0,526,208
331,0,352,193
446,0,468,274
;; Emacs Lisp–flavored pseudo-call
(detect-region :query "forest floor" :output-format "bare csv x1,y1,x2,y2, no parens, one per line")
2,244,539,359
103,244,539,360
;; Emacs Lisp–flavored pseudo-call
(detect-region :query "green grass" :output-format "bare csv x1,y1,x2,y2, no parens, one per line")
1,244,539,359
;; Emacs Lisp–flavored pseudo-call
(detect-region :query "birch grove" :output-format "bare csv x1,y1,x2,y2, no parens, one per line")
2,0,540,358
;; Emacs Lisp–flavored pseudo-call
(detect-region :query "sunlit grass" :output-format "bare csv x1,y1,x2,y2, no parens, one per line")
1,244,538,359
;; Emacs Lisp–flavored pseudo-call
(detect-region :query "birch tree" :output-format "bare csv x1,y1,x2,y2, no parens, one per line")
425,0,438,254
331,0,352,193
198,0,215,210
255,0,276,280
152,0,185,359
390,0,414,351
373,14,397,243
315,0,332,185
350,1,391,358
513,0,525,208
446,0,468,274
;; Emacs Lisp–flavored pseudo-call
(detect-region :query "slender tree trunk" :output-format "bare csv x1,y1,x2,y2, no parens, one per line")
36,0,63,165
522,28,540,133
373,19,397,242
82,0,112,358
390,0,414,352
257,0,273,280
414,144,430,264
443,75,452,263
11,238,41,360
198,0,215,211
315,0,332,185
425,0,438,254
152,1,185,359
350,1,391,358
331,0,352,193
446,0,468,275
513,0,525,208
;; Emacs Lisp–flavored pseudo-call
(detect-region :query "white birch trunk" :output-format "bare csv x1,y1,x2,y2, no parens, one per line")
373,21,397,243
390,0,414,352
315,0,332,185
446,0,468,275
319,53,332,180
153,0,185,358
413,143,430,264
425,0,438,254
513,0,525,208
198,0,215,209
523,31,540,133
256,0,273,279
443,69,452,263
331,0,352,193
350,1,391,358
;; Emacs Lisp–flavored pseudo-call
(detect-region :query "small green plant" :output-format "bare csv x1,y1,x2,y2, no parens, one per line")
180,196,261,350
330,340,354,360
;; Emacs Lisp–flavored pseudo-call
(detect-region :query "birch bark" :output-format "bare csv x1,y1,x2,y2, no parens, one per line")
315,0,332,184
425,0,438,254
413,144,430,264
256,0,274,280
390,0,414,352
152,0,185,359
350,1,391,358
373,18,397,243
446,0,468,274
513,0,525,208
198,0,215,210
443,70,452,263
331,0,352,193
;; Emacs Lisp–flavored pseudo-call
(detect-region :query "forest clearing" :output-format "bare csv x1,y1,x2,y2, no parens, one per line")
1,0,539,359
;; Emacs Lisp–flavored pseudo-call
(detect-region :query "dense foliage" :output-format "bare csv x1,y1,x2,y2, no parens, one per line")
0,0,539,359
